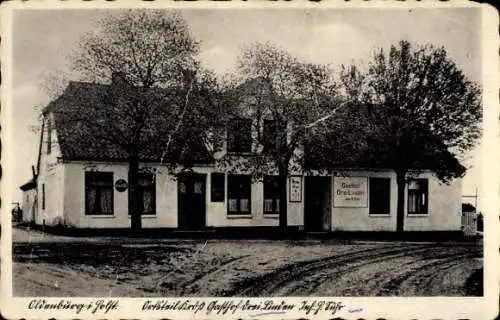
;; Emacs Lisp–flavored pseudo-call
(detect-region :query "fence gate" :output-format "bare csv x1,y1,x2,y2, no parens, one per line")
461,211,477,236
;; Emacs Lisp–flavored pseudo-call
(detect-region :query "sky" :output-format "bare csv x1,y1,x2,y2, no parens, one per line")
9,7,483,205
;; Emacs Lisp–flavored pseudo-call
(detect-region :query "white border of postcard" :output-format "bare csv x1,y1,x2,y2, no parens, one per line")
1,1,499,319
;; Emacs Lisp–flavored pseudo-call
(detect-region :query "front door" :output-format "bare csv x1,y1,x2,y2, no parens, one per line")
304,176,332,232
177,174,206,229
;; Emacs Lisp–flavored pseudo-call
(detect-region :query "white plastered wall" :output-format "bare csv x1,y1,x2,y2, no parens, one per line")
330,170,462,231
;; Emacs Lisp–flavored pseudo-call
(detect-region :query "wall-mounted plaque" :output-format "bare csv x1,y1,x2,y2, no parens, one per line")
289,176,302,202
333,176,368,208
115,179,128,192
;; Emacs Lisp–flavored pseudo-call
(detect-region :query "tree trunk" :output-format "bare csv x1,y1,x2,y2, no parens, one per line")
278,165,288,229
396,170,407,233
129,154,141,234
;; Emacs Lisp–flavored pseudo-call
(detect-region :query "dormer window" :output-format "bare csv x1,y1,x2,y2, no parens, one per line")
227,118,252,153
263,119,287,152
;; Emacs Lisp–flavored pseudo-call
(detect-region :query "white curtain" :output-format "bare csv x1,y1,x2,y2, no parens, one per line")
228,199,238,212
100,189,113,214
143,190,153,214
408,192,417,213
240,199,249,212
86,189,97,213
264,199,273,212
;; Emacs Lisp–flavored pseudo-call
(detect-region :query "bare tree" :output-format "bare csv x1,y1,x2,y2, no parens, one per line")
224,42,341,229
339,40,482,232
65,9,220,232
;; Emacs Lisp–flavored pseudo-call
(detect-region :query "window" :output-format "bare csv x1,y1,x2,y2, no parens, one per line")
46,118,52,154
263,120,287,152
42,183,46,210
211,173,225,202
408,179,428,214
264,176,283,215
179,181,187,194
227,175,251,215
369,178,391,214
227,118,252,153
138,173,156,215
85,172,114,215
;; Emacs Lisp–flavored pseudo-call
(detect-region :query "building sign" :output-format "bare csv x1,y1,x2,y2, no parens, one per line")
115,179,128,192
333,177,368,207
289,176,302,202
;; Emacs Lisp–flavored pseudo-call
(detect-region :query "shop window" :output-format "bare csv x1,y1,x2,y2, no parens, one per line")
211,173,225,202
369,178,391,214
227,118,252,153
85,172,114,215
264,176,282,215
408,179,428,214
138,173,156,215
227,175,251,215
263,120,287,152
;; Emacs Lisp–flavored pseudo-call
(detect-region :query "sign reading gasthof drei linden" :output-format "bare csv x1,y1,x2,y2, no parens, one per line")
333,177,368,207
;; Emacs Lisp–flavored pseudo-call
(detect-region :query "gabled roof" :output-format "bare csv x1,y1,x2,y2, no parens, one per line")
226,77,465,175
304,103,466,177
43,81,213,164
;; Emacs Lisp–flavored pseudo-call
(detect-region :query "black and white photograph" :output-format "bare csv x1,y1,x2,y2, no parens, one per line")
1,2,498,319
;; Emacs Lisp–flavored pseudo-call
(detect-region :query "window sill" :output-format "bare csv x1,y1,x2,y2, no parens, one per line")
263,214,279,219
87,215,115,219
368,214,391,217
407,214,429,217
127,215,157,219
227,214,253,219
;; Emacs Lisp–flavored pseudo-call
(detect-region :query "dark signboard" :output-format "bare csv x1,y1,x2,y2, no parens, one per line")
115,179,128,192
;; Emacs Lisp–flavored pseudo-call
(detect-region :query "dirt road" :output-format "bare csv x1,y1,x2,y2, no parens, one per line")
226,243,481,296
12,228,482,297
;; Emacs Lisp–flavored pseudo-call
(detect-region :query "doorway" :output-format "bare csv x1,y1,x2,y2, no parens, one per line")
304,176,332,232
177,173,206,229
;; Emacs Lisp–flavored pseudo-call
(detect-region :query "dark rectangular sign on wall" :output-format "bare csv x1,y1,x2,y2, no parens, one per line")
211,173,225,202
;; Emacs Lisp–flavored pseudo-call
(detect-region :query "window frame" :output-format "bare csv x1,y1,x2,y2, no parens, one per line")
227,174,252,215
262,119,287,153
263,175,282,215
85,171,114,216
137,172,156,215
227,118,252,153
368,177,391,215
407,179,429,215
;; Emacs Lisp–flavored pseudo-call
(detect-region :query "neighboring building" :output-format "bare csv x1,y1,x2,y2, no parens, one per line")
28,80,462,232
19,177,37,223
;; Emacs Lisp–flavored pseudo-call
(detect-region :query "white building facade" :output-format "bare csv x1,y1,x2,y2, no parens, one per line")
31,81,463,232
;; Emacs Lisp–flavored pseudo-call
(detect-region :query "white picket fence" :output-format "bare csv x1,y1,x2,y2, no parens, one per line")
461,211,477,236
